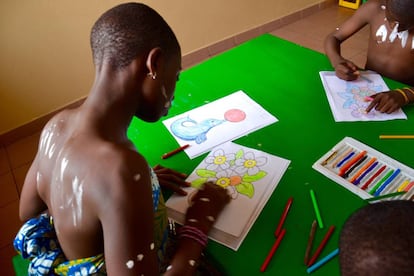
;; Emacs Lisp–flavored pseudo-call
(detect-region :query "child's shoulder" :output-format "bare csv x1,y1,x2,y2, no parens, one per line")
353,0,386,24
361,0,385,11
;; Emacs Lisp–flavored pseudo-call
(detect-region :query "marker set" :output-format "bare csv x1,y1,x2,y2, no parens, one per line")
313,137,414,201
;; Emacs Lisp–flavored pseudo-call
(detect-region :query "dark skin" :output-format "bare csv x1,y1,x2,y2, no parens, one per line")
325,0,414,113
19,45,230,275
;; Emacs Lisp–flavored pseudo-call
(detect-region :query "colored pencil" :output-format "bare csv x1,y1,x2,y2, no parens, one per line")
354,161,378,186
360,165,386,190
365,191,406,202
404,181,414,192
307,225,336,267
342,155,368,179
321,151,338,166
336,151,355,168
397,179,410,192
306,248,339,274
360,75,373,83
331,148,352,168
161,144,190,159
304,220,317,265
338,150,367,177
368,169,394,195
379,135,414,139
350,157,377,183
274,197,293,237
260,228,286,272
374,169,401,196
310,189,324,229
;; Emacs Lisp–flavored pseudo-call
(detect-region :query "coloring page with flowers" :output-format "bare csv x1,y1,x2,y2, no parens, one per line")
166,141,290,251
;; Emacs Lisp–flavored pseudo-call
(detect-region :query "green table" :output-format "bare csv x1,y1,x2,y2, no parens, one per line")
127,34,414,275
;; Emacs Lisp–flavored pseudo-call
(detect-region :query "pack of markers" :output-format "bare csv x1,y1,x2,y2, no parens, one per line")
312,137,414,201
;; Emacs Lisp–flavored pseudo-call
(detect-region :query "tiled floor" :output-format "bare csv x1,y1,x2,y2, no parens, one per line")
0,4,367,275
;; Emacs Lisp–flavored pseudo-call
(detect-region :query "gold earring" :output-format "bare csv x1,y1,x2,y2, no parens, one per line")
147,72,157,80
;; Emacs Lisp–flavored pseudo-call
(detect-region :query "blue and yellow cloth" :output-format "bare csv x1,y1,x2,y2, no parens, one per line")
14,168,168,275
13,213,105,275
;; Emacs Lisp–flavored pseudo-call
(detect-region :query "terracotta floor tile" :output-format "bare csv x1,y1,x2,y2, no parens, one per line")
270,5,368,67
0,172,19,208
0,200,23,248
6,132,40,169
0,244,19,276
0,146,10,175
12,163,31,196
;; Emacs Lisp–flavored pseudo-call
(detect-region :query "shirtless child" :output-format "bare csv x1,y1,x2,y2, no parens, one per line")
325,0,414,113
14,3,230,275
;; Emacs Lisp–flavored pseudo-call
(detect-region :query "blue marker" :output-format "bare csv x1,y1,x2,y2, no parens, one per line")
374,169,401,196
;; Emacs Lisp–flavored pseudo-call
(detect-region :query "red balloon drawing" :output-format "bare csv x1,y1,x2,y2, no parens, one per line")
224,109,246,122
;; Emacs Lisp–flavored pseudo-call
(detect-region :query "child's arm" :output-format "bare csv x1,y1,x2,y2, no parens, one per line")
101,156,160,276
19,157,48,221
324,1,376,80
165,182,230,276
366,87,414,113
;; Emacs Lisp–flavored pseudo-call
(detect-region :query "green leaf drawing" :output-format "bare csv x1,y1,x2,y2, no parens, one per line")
196,169,216,178
235,149,244,159
192,178,208,189
242,171,267,182
236,182,255,198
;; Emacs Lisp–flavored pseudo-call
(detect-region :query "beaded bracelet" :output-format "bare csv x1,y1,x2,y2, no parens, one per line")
395,89,409,104
178,225,208,248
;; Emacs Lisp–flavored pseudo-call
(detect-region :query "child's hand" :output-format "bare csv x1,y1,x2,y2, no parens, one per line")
365,90,406,113
334,59,359,81
153,164,190,196
184,182,230,234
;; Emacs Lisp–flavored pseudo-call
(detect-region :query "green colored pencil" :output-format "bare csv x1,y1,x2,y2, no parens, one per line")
368,169,394,195
365,191,406,202
310,189,324,229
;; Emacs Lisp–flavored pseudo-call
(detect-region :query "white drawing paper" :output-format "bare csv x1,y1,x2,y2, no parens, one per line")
162,90,278,159
319,71,407,122
166,141,291,251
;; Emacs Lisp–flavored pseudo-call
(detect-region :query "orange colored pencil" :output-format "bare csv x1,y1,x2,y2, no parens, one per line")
339,150,367,177
349,157,377,183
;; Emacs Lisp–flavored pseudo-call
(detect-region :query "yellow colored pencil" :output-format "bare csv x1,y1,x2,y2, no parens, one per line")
379,135,414,139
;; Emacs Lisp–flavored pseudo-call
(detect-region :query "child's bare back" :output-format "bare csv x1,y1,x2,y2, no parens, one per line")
364,0,414,85
20,108,153,261
325,0,414,113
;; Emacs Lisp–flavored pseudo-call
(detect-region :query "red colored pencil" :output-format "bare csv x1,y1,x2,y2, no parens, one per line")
360,165,386,190
161,144,190,159
307,225,335,267
260,228,286,272
274,197,293,237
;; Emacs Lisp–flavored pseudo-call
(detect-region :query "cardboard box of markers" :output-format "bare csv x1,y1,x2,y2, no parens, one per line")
313,137,414,201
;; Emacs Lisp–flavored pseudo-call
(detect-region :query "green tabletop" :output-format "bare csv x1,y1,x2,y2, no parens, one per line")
127,34,414,275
